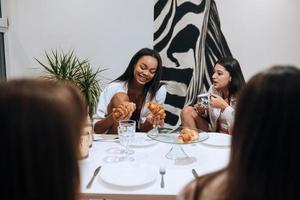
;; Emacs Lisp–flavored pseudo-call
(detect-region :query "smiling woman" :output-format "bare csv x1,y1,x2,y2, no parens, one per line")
133,55,158,86
94,48,167,134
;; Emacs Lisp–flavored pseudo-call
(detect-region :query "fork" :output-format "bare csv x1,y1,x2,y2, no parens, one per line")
159,166,166,188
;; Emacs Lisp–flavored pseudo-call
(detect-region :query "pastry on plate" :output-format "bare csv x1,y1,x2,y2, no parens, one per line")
177,127,199,143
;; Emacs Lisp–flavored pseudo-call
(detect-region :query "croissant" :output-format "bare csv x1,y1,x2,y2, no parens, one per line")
112,102,136,121
112,107,125,121
178,133,192,143
177,128,199,143
147,102,166,119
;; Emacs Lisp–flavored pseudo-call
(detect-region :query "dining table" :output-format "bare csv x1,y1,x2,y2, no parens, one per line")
80,132,231,200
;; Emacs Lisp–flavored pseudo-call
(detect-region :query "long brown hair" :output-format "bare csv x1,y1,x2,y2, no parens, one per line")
0,79,86,200
228,66,300,200
181,66,300,200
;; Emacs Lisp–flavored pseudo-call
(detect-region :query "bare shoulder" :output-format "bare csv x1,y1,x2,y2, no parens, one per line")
177,171,227,200
177,180,198,200
201,171,227,200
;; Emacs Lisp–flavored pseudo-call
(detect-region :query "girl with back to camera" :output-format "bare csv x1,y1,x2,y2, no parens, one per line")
178,66,300,200
94,48,166,134
181,56,245,134
0,79,86,200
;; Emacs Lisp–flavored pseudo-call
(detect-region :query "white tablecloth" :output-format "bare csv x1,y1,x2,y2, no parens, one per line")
80,134,230,200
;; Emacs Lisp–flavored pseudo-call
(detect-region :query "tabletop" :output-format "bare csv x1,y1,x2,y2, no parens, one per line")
80,133,230,200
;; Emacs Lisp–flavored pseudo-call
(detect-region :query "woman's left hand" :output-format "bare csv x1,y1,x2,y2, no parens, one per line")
210,94,229,111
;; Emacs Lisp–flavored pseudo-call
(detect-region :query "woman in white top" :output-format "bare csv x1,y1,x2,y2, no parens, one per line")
181,57,245,134
94,48,166,134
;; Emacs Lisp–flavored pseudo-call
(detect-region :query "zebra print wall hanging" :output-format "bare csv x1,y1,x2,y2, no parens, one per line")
154,0,232,128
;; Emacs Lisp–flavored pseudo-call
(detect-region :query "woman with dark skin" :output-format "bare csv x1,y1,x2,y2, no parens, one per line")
94,48,166,134
178,66,300,200
0,79,86,200
181,57,245,134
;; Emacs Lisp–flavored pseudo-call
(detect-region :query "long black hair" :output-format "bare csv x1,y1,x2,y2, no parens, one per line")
115,48,163,100
215,56,245,98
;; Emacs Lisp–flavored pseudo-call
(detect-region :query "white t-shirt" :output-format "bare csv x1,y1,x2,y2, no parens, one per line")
95,81,167,126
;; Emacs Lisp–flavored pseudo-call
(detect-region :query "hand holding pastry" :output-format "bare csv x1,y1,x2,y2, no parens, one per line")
147,102,166,127
112,102,136,121
147,102,166,119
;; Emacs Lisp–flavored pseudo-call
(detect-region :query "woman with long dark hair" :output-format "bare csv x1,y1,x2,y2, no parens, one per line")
178,66,300,200
94,48,166,134
181,56,245,134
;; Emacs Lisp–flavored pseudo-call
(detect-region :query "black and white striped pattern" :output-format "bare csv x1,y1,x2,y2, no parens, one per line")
154,0,232,127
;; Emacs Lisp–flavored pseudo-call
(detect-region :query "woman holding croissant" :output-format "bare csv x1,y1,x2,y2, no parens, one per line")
94,48,166,134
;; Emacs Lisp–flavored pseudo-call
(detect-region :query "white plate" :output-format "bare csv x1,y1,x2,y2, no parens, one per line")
93,134,118,142
93,134,104,141
99,163,157,187
130,132,158,147
148,132,209,144
200,132,231,147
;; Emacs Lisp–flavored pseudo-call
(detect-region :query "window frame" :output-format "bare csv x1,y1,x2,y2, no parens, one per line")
0,0,7,80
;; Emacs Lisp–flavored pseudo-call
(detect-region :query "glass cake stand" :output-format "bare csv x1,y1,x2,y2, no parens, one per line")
148,127,209,160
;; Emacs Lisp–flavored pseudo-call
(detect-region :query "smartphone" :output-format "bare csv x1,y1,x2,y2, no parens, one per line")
197,93,210,107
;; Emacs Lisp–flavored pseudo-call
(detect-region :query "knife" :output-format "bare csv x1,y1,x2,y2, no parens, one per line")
86,166,101,189
192,168,199,178
93,137,118,142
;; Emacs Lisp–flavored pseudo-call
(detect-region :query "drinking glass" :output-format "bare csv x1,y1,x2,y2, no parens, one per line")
118,120,136,161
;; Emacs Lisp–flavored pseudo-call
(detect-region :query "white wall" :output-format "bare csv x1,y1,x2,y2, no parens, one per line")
5,0,154,83
215,0,300,80
4,0,300,81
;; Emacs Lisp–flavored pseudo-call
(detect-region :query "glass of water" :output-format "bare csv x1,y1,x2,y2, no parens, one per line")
118,120,136,161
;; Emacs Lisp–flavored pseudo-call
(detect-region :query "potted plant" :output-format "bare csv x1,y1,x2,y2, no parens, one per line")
35,49,106,120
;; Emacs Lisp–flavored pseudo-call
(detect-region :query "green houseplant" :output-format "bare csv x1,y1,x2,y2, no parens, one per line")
35,50,106,120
